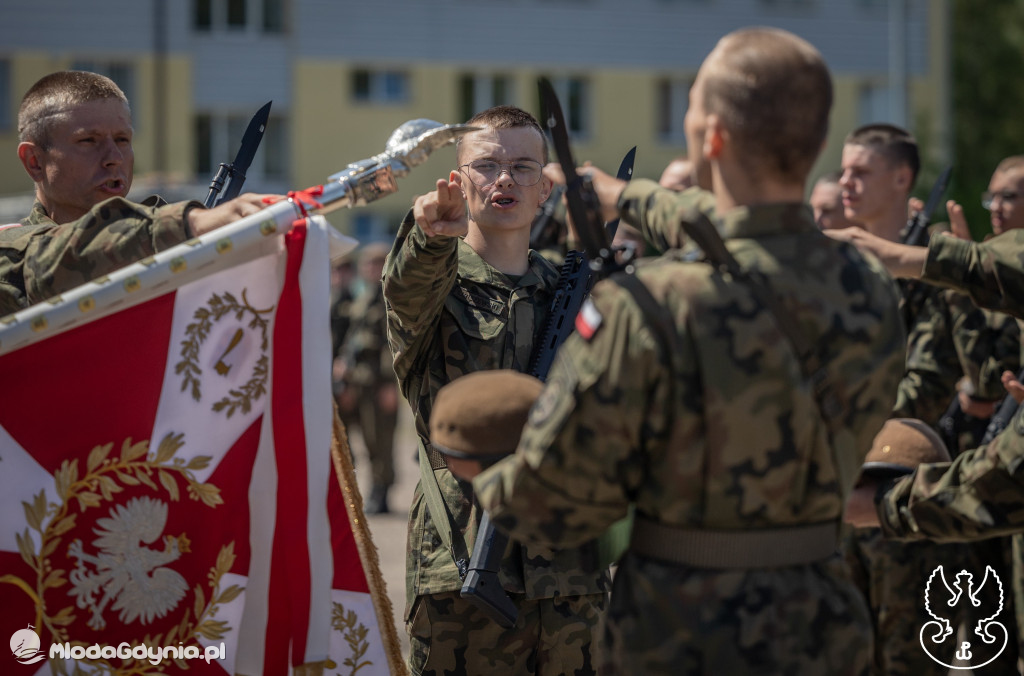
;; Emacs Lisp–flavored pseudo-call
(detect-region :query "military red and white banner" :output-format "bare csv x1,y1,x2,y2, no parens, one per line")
0,214,404,675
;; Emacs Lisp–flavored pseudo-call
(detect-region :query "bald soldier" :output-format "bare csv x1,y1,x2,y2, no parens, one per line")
451,28,905,674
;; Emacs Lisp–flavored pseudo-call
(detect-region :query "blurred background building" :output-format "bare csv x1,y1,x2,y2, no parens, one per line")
0,0,950,239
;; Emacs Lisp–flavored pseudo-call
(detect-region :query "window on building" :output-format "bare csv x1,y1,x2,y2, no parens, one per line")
194,0,213,30
70,61,136,114
262,0,285,33
351,211,397,243
227,0,247,28
195,111,288,186
858,82,891,125
0,60,10,132
458,74,513,122
541,76,591,138
193,0,287,33
657,77,690,144
351,69,410,105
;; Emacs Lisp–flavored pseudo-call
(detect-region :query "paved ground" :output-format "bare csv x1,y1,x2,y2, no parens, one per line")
347,406,419,659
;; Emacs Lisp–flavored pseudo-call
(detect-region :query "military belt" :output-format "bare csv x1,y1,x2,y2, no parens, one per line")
630,515,838,569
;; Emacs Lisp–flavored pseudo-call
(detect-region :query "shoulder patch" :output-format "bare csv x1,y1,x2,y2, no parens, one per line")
575,298,602,341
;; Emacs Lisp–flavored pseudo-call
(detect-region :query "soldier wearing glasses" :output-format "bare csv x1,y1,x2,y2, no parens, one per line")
382,105,606,675
980,156,1024,236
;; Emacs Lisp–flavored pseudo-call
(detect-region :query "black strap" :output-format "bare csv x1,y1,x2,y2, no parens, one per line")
678,215,844,425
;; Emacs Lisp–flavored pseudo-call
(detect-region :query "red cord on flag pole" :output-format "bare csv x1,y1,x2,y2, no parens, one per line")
263,186,326,230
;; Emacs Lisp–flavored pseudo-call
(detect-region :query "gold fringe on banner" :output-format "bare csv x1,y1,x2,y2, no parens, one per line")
330,404,409,676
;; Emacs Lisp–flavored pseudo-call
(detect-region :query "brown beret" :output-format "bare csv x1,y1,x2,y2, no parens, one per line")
430,370,544,463
860,418,951,480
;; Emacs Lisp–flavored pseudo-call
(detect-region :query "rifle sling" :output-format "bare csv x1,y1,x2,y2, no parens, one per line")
417,439,470,579
682,214,844,424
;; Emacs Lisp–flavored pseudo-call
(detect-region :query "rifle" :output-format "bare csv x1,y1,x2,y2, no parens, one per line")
980,373,1024,445
204,101,272,208
902,165,951,246
458,78,636,627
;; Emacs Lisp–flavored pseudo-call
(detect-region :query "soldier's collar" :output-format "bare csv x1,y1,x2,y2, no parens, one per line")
716,203,816,239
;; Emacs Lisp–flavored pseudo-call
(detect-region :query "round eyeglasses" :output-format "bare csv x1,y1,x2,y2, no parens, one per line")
458,159,544,187
982,190,1022,210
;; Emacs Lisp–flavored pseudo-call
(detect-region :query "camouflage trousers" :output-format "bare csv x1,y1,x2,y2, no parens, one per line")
601,552,872,675
406,590,605,675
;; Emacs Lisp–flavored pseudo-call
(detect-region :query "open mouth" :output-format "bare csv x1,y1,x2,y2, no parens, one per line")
101,179,125,193
493,197,516,207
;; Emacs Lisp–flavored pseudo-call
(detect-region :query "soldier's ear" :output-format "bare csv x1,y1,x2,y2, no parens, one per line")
18,142,46,182
704,115,725,159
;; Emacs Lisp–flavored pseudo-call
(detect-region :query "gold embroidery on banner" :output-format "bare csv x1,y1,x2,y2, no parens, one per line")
260,220,277,236
2,433,240,675
175,289,273,417
215,238,233,255
124,276,141,293
330,601,374,675
169,257,187,274
78,296,95,313
29,316,47,332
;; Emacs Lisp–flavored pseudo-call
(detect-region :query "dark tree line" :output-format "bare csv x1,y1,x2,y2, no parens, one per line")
949,0,1024,238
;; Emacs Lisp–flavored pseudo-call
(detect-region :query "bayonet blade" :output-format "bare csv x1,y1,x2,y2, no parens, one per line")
218,100,272,204
605,146,637,241
539,78,610,261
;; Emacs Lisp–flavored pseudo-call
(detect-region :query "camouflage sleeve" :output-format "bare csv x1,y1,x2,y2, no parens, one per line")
617,180,716,254
0,197,196,316
381,208,458,385
946,291,1020,400
892,285,962,425
474,279,665,549
878,410,1024,541
923,230,1024,320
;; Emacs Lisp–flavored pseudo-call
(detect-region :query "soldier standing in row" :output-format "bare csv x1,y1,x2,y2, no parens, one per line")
451,27,905,674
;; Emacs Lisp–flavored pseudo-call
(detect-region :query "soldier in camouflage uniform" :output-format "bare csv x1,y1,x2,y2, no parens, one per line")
0,70,275,316
382,105,607,675
454,29,907,674
339,243,399,514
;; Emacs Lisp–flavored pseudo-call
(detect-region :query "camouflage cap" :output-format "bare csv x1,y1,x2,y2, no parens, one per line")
860,417,951,480
430,370,543,463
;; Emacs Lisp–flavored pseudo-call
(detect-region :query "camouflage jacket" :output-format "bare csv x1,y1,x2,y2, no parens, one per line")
0,197,194,317
475,189,906,669
894,280,1013,425
340,284,395,389
879,229,1024,540
383,209,606,611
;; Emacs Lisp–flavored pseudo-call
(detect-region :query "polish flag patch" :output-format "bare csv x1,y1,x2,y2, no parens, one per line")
575,298,603,341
